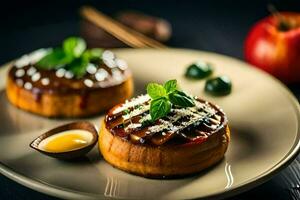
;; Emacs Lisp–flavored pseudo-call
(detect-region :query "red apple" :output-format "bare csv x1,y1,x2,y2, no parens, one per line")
244,12,300,83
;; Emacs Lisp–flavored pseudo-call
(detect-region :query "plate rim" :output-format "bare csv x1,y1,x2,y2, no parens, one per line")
0,48,299,200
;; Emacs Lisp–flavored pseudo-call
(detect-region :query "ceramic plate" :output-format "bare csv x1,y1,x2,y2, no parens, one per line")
0,49,299,200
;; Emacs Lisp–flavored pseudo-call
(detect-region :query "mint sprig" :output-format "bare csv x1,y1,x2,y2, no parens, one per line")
150,97,171,121
146,79,195,122
147,83,166,99
168,90,195,107
36,37,103,78
164,79,178,94
63,37,86,58
36,48,72,69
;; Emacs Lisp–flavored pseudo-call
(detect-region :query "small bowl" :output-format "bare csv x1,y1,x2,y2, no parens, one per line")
30,121,98,160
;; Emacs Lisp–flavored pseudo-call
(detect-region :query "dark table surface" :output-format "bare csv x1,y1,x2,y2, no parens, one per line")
0,0,299,199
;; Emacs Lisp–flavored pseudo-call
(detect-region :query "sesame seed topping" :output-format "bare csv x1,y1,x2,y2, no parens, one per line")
15,69,25,77
112,68,123,82
41,78,50,86
55,68,66,78
64,71,74,79
112,95,150,114
115,58,128,70
102,50,115,61
24,82,33,90
86,63,97,74
15,55,30,68
27,67,37,76
28,48,49,64
103,59,116,68
16,79,24,87
126,123,142,131
31,72,41,82
84,79,94,87
95,68,109,81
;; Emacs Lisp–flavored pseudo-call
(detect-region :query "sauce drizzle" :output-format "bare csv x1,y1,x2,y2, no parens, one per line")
106,95,227,146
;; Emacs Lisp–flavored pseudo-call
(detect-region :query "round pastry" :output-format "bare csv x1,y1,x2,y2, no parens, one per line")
6,38,133,117
99,94,230,178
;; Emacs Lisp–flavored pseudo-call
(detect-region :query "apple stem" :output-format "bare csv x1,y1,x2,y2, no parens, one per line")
267,4,291,31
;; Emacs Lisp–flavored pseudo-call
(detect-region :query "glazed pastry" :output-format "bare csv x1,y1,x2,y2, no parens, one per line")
99,94,230,178
6,38,133,117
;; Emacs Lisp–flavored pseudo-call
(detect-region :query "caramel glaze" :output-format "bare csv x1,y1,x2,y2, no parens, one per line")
8,62,131,108
105,98,228,147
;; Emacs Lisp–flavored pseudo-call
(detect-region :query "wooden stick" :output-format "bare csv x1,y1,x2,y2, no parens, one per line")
80,6,167,49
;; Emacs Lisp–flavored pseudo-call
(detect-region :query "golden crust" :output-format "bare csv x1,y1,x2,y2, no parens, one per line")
99,120,230,178
6,76,133,117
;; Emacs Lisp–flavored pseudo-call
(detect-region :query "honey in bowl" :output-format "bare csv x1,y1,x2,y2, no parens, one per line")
38,130,93,153
30,122,98,160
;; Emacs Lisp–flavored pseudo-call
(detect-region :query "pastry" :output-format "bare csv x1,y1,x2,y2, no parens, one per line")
6,37,133,117
99,82,230,178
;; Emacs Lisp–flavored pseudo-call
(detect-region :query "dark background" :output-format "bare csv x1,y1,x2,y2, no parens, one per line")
1,0,300,199
2,0,300,64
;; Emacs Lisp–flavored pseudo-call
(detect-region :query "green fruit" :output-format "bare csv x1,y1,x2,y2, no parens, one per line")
205,76,232,96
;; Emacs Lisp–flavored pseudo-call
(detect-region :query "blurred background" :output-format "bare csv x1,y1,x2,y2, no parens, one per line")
0,0,299,63
1,0,300,199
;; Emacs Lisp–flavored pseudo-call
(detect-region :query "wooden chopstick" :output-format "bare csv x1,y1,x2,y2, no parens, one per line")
80,6,167,49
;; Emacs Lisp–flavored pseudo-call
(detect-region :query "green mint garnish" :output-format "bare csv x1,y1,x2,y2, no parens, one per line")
36,48,72,69
84,48,104,62
36,37,103,78
163,79,178,94
168,90,195,107
141,119,152,127
150,97,171,122
65,57,89,78
63,37,86,58
146,79,195,122
147,83,166,99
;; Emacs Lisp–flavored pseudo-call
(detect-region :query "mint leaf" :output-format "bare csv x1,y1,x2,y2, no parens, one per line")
169,90,195,107
63,37,86,58
164,79,177,94
150,97,171,121
36,48,72,69
146,79,196,121
36,37,103,78
66,57,88,78
86,48,104,61
141,119,153,127
147,83,167,99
